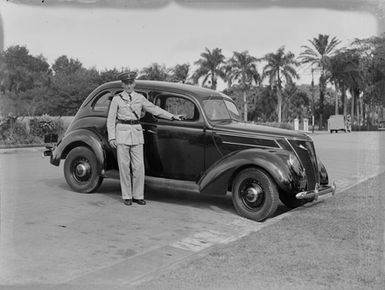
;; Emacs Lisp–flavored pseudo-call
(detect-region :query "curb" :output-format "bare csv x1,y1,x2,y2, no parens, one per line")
0,145,46,154
0,143,44,149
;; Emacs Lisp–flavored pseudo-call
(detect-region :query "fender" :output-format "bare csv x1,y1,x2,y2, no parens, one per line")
51,128,106,173
198,148,300,195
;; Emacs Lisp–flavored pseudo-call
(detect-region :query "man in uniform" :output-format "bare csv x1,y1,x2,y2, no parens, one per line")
107,72,182,206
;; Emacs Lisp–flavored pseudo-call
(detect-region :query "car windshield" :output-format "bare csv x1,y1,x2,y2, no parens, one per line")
203,97,241,121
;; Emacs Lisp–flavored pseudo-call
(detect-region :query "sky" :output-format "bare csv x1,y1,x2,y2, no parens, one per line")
0,0,380,87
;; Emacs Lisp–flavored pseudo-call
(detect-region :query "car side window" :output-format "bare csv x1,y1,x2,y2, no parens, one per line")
162,96,199,121
91,89,146,113
148,91,160,103
92,91,113,112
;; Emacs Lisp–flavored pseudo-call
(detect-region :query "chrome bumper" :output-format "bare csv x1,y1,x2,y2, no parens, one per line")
42,144,56,158
42,149,52,157
42,134,58,158
296,182,336,201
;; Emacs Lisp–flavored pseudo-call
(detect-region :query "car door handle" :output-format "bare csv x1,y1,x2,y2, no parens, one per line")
144,129,156,134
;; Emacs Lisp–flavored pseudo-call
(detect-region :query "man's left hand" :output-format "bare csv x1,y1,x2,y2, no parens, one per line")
172,115,185,121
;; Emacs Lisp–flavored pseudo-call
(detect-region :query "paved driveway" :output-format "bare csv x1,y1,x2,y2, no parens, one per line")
0,131,384,288
312,131,384,190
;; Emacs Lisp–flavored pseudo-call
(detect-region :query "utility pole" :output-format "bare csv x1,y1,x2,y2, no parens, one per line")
311,68,315,133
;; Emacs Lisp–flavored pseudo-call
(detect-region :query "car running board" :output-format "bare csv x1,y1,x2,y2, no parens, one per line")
102,170,200,194
145,176,200,194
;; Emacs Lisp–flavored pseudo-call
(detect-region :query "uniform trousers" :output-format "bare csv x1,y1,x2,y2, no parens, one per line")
117,144,145,200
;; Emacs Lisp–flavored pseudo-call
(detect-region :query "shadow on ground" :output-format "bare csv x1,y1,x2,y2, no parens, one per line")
42,177,291,220
97,179,291,220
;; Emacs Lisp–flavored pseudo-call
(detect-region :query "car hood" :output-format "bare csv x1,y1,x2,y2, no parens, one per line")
212,120,311,141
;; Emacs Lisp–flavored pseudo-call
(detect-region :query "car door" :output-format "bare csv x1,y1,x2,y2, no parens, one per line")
141,92,205,181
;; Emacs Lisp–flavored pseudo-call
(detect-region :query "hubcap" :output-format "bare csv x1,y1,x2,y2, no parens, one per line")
75,163,90,178
245,185,263,203
72,158,91,182
239,179,265,209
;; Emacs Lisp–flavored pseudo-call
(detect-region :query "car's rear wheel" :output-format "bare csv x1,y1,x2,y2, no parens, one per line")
231,168,279,221
64,146,103,193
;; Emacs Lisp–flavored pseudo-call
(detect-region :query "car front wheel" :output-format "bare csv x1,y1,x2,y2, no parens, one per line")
232,168,279,221
64,146,103,193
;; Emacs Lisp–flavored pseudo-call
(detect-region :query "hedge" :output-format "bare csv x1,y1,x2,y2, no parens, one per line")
0,114,67,145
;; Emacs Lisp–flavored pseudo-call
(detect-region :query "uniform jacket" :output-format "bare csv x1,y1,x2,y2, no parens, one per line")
107,90,173,145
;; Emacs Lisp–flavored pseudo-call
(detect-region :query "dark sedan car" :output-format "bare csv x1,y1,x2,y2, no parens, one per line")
45,80,335,221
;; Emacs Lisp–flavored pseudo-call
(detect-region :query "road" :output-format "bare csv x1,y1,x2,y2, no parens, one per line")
0,131,384,289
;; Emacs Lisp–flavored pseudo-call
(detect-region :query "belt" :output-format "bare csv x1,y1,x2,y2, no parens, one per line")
117,119,140,125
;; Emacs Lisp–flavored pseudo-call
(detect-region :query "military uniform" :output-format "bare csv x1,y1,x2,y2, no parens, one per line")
107,73,174,203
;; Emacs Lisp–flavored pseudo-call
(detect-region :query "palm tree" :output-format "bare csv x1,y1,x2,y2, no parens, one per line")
168,63,190,83
262,47,299,123
353,35,385,128
226,51,261,121
192,48,226,90
329,49,362,118
139,63,169,81
283,85,310,122
344,51,362,125
298,34,341,129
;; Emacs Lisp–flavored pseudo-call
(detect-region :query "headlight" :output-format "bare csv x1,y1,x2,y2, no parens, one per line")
288,153,304,177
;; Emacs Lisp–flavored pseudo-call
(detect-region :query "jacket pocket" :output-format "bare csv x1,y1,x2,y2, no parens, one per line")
134,125,144,144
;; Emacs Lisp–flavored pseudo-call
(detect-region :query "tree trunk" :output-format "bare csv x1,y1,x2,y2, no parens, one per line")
281,103,285,122
243,90,247,121
356,96,360,128
350,91,355,127
277,89,282,123
342,87,347,117
319,75,326,130
371,104,376,126
335,91,339,115
211,72,217,90
366,103,371,129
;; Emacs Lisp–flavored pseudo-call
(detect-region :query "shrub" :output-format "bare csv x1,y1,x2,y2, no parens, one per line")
0,114,64,145
29,114,64,138
0,120,39,145
351,124,380,131
0,114,18,144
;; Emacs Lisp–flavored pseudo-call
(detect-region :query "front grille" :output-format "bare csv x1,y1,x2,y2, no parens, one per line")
288,140,319,190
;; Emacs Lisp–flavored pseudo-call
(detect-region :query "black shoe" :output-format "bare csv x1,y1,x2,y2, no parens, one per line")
123,199,132,206
133,199,146,205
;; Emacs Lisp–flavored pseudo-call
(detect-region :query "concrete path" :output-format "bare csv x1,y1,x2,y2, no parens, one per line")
312,131,385,191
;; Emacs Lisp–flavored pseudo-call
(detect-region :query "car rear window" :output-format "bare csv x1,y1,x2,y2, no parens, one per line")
92,91,113,112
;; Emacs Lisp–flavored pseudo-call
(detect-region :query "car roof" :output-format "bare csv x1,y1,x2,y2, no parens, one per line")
97,80,230,101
